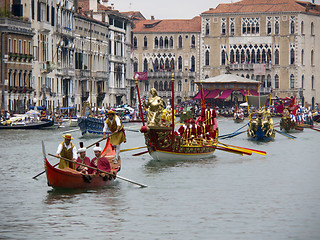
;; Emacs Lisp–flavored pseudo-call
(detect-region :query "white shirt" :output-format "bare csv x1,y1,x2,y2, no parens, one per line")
103,116,121,133
56,142,78,160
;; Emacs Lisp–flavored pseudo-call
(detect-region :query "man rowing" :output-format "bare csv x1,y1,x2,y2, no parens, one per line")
56,134,77,169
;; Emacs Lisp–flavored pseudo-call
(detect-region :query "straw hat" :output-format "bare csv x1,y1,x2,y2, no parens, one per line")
62,133,74,140
107,109,116,115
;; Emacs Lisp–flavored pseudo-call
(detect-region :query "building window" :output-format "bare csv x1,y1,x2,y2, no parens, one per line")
301,75,304,89
190,80,195,92
133,62,138,72
164,81,168,91
164,36,168,48
311,75,314,89
159,81,163,91
190,56,195,72
301,49,304,65
178,57,182,70
221,50,226,65
311,50,314,66
170,59,175,70
205,50,210,66
178,35,182,48
274,74,279,89
159,36,163,48
169,37,173,48
267,17,272,35
242,17,260,35
178,80,182,92
205,23,210,35
221,18,226,35
143,59,148,72
311,22,314,35
154,81,158,90
191,35,195,48
290,48,295,65
8,38,12,53
143,36,148,48
275,49,279,65
230,18,235,36
290,74,295,89
301,21,304,35
290,16,295,34
274,17,280,35
154,37,158,48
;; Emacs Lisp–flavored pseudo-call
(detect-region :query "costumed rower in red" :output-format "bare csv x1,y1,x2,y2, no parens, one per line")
76,142,91,174
205,104,218,139
197,117,211,141
178,119,189,137
89,143,111,178
190,119,197,144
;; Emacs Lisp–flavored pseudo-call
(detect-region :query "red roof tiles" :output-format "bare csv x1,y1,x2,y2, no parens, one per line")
133,17,201,33
202,0,320,15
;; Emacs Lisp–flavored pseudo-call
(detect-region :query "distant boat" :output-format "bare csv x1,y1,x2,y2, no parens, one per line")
78,116,104,135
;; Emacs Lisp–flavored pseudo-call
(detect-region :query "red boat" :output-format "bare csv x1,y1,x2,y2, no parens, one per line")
43,139,120,189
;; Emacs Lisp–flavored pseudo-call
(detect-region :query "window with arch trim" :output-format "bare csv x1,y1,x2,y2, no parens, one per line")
169,36,173,48
290,18,295,34
178,56,182,70
274,74,279,89
154,37,158,48
191,35,195,48
311,75,314,89
301,21,304,35
205,50,210,66
290,49,295,65
290,74,295,89
133,36,137,49
205,23,210,35
190,80,195,92
154,81,158,90
267,74,271,87
301,75,304,89
143,36,148,48
311,22,314,35
178,35,182,48
275,49,279,65
159,37,163,48
221,50,226,65
190,56,195,72
159,81,163,91
301,49,304,65
164,37,168,48
143,59,148,72
178,80,182,92
311,50,314,66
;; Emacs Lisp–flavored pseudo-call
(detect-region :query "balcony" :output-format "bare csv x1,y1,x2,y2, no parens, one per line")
188,72,196,78
56,24,74,37
40,21,52,32
79,69,90,77
61,68,75,76
229,63,272,71
95,71,108,79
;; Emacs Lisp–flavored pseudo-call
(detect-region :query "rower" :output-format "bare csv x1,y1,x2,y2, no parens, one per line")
76,142,90,174
56,134,77,169
89,143,111,179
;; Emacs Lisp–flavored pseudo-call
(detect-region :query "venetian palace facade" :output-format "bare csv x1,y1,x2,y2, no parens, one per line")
200,0,320,108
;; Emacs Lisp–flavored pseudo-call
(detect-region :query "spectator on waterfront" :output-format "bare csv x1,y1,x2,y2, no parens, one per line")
89,143,111,178
76,142,90,174
56,134,77,169
103,109,126,163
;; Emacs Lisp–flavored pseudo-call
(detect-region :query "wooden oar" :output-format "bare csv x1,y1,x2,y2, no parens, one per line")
275,129,296,140
219,130,246,139
120,146,147,152
32,163,59,179
132,150,149,156
218,141,267,155
86,132,117,149
62,128,80,134
204,144,252,156
310,126,320,132
48,153,147,188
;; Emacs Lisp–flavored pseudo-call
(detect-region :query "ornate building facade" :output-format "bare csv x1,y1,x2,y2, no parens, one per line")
132,16,201,105
200,0,320,108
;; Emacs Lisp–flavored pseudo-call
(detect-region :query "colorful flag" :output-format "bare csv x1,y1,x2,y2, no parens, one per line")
134,72,148,81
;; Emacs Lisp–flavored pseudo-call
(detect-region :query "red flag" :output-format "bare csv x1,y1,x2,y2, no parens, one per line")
134,72,148,81
200,84,206,118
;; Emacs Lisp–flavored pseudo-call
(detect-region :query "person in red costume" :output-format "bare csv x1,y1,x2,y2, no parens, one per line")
76,142,91,174
89,143,111,177
178,119,189,137
204,104,218,138
197,117,211,141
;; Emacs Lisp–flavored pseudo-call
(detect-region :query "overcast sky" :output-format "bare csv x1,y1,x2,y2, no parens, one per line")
112,0,320,20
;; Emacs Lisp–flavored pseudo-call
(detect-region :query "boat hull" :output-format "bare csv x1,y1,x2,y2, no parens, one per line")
78,116,104,135
143,126,216,161
280,117,303,133
0,119,54,129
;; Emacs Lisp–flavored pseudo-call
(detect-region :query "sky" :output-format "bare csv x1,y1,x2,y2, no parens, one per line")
111,0,320,20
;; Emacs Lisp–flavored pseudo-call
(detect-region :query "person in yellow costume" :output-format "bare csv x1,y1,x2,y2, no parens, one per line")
103,110,126,163
56,134,77,169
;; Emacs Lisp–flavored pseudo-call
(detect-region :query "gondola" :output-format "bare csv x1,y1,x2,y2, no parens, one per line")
43,139,120,189
280,116,303,133
0,119,54,129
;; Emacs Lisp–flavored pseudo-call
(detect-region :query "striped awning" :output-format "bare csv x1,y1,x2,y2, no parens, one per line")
206,90,221,99
194,90,209,99
216,89,233,99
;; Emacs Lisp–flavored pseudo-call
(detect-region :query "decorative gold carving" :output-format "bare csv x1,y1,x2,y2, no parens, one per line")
143,88,164,127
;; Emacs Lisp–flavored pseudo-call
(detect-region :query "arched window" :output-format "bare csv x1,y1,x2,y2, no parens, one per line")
154,81,158,90
311,22,314,35
240,49,245,63
262,49,266,63
144,81,149,91
221,22,226,35
143,58,148,72
274,74,279,89
191,35,195,48
301,21,304,34
154,37,158,48
164,81,168,91
256,49,261,63
275,21,279,35
178,35,183,48
133,36,137,49
170,59,175,70
178,80,182,92
221,50,226,65
301,49,304,65
169,37,173,48
190,56,195,72
267,49,271,63
290,74,295,89
230,23,235,36
267,74,271,87
267,22,272,35
165,58,170,70
133,62,138,72
159,37,163,48
275,49,279,65
311,50,314,66
205,50,210,66
205,23,210,35
251,50,255,63
311,75,314,89
236,49,240,63
159,81,163,91
190,80,195,92
290,49,295,65
154,59,159,71
230,50,235,63
290,20,295,34
143,36,148,48
164,36,169,48
301,75,304,89
160,58,164,70
242,22,246,34
246,74,250,78
178,56,182,70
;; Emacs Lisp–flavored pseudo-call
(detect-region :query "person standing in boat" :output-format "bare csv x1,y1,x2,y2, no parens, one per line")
204,104,218,139
89,143,111,178
197,117,211,142
76,142,90,174
103,110,126,163
56,134,77,169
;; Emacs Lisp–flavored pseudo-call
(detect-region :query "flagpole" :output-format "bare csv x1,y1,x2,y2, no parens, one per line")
135,76,145,126
171,73,175,136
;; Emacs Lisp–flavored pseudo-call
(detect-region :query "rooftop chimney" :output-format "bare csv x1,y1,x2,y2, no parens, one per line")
151,16,155,20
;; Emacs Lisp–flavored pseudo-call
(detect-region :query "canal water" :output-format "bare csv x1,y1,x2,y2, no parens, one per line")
0,118,320,240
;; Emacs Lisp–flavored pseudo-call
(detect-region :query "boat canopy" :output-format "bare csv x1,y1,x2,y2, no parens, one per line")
194,90,209,99
216,89,233,99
